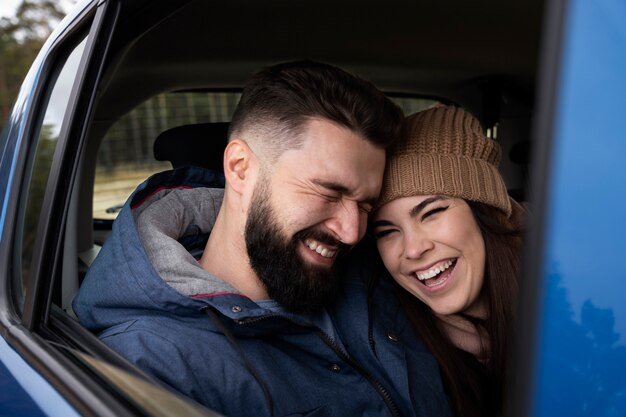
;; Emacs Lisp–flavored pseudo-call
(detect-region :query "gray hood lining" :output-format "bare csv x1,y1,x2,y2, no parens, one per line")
133,187,240,296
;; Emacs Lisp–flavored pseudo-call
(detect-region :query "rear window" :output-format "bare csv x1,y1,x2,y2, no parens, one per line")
93,92,438,220
94,91,240,219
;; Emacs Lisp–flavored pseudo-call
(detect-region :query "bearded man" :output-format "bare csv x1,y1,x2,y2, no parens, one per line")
74,60,451,417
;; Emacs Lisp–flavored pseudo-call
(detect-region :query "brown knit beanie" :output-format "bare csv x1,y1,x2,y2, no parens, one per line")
376,105,512,216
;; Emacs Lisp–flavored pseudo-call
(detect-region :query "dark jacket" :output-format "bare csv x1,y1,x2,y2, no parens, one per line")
73,167,451,417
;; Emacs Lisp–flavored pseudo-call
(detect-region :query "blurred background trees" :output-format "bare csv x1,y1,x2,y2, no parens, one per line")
0,0,66,130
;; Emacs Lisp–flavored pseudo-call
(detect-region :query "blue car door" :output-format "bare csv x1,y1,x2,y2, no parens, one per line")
514,0,626,416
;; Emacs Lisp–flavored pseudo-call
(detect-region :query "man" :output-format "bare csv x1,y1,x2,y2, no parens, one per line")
74,61,451,417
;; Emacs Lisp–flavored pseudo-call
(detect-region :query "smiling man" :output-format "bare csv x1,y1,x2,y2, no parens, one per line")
74,61,451,417
204,117,386,313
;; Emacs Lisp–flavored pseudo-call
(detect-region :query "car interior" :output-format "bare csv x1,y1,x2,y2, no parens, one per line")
31,0,546,412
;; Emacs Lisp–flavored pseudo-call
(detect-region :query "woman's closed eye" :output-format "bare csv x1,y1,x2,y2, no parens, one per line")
421,205,449,221
373,228,394,239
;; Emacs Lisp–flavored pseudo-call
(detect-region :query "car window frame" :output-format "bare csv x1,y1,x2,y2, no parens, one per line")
507,0,568,415
0,1,144,415
14,2,116,330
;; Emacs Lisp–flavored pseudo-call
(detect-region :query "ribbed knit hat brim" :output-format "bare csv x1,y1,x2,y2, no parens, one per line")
376,106,512,216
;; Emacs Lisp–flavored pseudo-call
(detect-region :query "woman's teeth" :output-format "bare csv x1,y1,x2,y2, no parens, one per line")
416,259,454,281
304,239,336,258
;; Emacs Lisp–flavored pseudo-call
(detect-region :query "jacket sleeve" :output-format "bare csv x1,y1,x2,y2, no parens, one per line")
98,320,271,416
99,322,206,402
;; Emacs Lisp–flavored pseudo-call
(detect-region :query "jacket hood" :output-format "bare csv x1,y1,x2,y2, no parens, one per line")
73,167,246,330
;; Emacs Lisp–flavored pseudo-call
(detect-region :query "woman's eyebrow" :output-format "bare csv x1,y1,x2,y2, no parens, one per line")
409,196,447,217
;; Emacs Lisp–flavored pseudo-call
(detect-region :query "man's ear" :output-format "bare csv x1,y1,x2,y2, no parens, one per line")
223,139,257,194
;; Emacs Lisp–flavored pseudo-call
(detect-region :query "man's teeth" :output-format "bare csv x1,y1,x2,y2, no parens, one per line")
304,239,336,258
416,259,454,281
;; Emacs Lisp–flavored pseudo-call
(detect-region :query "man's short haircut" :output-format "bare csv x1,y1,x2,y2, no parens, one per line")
229,60,403,161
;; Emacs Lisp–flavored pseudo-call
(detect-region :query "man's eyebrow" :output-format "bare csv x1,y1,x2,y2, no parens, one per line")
313,179,378,207
409,196,447,217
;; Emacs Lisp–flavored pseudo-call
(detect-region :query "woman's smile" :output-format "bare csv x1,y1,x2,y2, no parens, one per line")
374,195,486,316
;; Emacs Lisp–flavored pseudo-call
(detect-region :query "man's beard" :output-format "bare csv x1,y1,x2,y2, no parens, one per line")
244,183,348,314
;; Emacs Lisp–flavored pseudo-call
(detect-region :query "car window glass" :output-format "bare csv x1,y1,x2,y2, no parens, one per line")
16,36,88,311
93,91,241,220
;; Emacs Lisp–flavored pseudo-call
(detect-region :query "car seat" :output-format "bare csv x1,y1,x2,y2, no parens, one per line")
153,122,230,173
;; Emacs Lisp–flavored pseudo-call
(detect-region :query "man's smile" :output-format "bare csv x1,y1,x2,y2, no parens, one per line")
304,238,337,258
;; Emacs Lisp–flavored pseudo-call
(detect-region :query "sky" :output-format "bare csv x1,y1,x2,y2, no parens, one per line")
0,0,23,18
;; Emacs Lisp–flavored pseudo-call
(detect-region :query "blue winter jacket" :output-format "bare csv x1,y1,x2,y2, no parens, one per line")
73,167,451,417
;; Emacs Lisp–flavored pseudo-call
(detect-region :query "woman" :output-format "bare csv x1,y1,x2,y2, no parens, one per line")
371,105,525,417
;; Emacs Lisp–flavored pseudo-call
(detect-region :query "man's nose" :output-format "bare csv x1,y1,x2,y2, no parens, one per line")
326,201,365,246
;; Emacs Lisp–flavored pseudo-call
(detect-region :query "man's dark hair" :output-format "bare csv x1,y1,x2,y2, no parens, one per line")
229,60,403,159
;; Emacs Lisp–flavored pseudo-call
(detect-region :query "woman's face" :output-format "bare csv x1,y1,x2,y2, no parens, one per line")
372,195,486,317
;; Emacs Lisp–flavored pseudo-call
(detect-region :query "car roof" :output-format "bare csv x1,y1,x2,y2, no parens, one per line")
94,0,544,124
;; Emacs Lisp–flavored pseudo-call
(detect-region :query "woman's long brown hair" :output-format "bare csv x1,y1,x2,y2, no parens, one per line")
398,201,523,417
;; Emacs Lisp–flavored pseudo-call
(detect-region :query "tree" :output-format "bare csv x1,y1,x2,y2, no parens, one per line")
0,0,66,129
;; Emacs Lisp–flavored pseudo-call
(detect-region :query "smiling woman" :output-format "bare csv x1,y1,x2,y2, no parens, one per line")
375,196,487,317
372,105,525,417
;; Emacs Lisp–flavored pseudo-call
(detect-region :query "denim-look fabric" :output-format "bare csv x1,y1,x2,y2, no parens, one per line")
73,167,452,417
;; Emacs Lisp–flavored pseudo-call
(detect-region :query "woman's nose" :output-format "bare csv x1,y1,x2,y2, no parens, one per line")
403,231,434,259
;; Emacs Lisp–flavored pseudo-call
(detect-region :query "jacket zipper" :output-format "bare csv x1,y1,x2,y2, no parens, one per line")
238,314,404,417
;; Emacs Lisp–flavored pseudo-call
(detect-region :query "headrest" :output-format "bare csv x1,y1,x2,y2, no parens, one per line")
154,122,229,171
